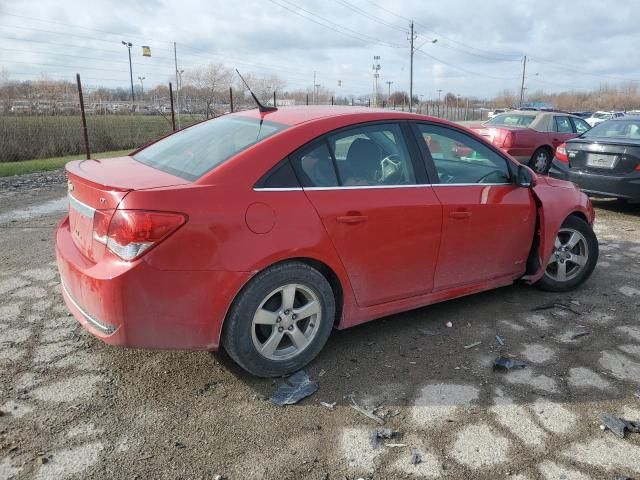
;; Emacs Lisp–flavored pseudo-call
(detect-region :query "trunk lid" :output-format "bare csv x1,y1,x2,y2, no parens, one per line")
470,125,524,148
66,156,190,261
565,138,640,174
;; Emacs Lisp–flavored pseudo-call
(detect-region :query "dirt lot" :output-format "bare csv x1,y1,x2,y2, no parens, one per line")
1,171,640,480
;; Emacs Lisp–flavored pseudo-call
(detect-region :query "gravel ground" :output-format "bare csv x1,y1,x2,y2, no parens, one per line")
1,170,640,480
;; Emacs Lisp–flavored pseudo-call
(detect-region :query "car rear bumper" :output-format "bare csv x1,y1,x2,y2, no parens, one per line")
55,216,251,350
549,159,640,201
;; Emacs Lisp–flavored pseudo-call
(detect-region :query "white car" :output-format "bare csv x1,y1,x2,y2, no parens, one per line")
488,108,509,119
586,111,624,127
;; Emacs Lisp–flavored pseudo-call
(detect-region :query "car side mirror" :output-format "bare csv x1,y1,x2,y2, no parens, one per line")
516,164,535,188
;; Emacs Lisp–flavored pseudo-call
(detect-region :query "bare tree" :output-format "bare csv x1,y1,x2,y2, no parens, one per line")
186,63,233,118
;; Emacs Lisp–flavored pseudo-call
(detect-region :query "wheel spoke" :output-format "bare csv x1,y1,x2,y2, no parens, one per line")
554,237,562,249
566,232,581,249
287,327,309,351
254,308,279,325
281,285,296,310
571,254,588,267
547,253,558,266
556,261,568,281
260,330,284,357
294,300,320,320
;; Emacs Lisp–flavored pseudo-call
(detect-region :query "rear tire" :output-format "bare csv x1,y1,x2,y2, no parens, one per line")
535,216,598,292
221,261,335,377
529,147,552,174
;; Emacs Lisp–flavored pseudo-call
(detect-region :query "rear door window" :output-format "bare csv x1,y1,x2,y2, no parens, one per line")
554,116,573,133
571,117,591,135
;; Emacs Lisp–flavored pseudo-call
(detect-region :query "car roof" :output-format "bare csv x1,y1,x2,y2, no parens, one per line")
231,105,426,126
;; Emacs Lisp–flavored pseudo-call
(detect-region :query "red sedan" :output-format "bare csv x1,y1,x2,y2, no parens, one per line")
470,110,591,174
56,107,598,377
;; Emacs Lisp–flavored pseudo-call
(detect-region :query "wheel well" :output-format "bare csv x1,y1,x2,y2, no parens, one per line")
568,211,588,223
291,257,344,326
534,145,553,158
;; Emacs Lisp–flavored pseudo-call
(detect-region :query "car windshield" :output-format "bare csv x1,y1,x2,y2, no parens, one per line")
583,120,640,139
486,113,536,127
592,112,611,119
133,116,287,180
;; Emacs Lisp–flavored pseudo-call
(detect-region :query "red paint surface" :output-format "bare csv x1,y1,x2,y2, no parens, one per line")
56,107,594,350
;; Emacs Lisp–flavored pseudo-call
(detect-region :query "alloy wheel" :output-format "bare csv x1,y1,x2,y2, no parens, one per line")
533,151,549,173
545,227,589,282
251,284,322,361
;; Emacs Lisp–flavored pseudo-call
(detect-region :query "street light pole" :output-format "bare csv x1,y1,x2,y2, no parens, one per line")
121,41,134,102
138,76,145,100
386,80,393,105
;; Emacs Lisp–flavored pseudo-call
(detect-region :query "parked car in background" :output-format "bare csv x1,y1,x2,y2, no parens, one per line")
549,117,640,203
470,110,591,174
570,111,593,119
56,106,598,377
586,111,625,127
625,110,640,116
488,108,509,119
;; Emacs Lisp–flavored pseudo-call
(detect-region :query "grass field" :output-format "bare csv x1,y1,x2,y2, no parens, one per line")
0,149,132,177
0,114,202,162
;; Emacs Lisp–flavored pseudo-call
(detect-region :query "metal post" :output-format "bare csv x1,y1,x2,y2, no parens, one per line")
437,89,442,117
306,94,309,106
128,47,134,102
331,96,334,105
229,87,234,113
174,42,181,129
169,82,176,132
519,55,527,108
273,90,276,108
76,74,90,160
409,21,415,112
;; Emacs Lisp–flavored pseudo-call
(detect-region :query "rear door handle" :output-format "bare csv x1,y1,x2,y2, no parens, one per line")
337,215,368,224
449,210,472,220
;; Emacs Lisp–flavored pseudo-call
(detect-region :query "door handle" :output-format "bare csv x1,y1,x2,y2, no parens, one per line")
449,210,472,220
337,215,368,224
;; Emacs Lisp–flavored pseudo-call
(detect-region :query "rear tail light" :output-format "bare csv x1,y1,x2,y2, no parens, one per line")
635,163,640,171
93,210,186,261
555,143,569,163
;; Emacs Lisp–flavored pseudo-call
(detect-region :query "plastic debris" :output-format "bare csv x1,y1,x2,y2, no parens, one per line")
350,398,384,425
410,450,422,466
464,341,481,349
270,370,318,406
570,330,590,340
445,321,453,328
385,443,407,448
418,328,441,336
320,401,336,410
370,428,399,448
493,356,528,371
600,414,640,439
495,335,505,346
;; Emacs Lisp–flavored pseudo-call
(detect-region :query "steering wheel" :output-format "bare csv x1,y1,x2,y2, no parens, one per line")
376,154,402,183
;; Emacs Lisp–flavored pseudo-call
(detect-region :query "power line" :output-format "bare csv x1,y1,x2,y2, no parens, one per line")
332,0,406,33
414,47,519,81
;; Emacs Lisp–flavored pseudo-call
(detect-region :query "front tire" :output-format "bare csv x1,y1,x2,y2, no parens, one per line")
535,216,599,292
529,147,551,174
221,261,335,377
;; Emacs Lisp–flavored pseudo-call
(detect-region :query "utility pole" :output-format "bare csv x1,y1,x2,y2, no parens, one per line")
313,71,316,104
519,55,527,108
174,42,181,128
372,55,380,107
408,21,416,112
437,89,442,117
121,41,134,102
138,76,145,102
386,80,393,104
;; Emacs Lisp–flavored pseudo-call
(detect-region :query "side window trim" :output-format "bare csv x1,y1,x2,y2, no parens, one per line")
324,137,344,185
411,121,515,186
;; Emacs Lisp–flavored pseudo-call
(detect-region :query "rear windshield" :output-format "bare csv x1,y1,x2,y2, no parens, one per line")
583,120,640,139
486,114,536,127
592,112,611,119
133,116,287,180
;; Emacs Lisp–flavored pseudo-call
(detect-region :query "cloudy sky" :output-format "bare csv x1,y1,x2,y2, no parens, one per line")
1,0,639,99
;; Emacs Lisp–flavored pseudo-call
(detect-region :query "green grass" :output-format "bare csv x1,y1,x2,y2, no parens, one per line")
0,149,132,177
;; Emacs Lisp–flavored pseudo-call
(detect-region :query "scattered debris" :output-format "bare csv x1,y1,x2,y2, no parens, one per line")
614,476,633,480
464,341,481,349
600,414,640,439
350,398,384,425
493,356,528,371
213,475,225,480
495,335,505,346
634,391,640,400
418,328,441,336
385,443,407,448
174,442,186,449
570,330,591,340
370,428,399,448
270,370,318,407
320,401,336,410
318,369,326,377
410,449,422,466
37,456,48,465
532,302,582,315
445,321,453,328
